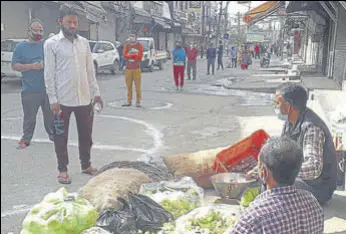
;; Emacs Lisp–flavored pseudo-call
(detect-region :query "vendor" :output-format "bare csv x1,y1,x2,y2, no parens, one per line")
233,137,324,233
274,83,337,204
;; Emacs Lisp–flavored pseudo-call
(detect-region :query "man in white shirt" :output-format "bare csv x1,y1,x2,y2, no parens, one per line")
44,4,103,184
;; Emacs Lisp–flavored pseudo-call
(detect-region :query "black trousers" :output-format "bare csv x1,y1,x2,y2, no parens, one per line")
53,104,94,172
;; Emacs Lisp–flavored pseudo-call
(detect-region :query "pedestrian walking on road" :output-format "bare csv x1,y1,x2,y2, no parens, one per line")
200,44,204,59
44,5,103,184
229,47,238,68
254,43,260,59
217,41,224,70
186,42,198,80
11,19,53,150
241,48,251,70
237,45,243,67
206,43,216,75
122,32,143,107
172,41,186,90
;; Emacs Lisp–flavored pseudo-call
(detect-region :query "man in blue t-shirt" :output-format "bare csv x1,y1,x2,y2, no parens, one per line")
12,19,53,149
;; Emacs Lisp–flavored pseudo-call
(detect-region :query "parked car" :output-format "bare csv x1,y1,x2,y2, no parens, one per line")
1,39,24,80
137,37,168,72
89,40,120,75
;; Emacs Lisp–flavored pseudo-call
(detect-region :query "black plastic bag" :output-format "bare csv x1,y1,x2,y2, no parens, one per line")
128,192,174,232
96,198,137,234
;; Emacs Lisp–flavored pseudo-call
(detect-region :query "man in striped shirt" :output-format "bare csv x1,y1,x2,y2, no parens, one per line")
233,137,324,234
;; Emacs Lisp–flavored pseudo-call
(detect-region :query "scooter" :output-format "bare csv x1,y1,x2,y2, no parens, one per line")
260,52,271,68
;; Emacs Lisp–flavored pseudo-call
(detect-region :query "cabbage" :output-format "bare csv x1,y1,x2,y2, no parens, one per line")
240,187,261,207
20,187,98,234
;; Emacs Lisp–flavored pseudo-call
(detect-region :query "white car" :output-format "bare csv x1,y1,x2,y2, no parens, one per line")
1,39,24,80
89,40,120,75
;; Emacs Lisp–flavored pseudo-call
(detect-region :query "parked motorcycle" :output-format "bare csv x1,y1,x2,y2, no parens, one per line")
260,52,271,68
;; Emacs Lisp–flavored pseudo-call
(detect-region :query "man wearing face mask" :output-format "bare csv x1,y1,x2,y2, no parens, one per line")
44,5,103,184
186,42,198,80
248,83,337,204
233,137,323,234
122,32,143,107
275,83,337,204
12,19,54,150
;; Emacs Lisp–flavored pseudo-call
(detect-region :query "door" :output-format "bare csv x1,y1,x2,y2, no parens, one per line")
103,42,116,66
96,42,108,68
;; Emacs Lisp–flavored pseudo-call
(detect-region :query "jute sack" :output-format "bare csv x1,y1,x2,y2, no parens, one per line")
163,147,226,189
80,168,152,212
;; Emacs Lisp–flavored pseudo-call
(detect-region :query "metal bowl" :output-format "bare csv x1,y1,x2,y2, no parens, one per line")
210,173,259,200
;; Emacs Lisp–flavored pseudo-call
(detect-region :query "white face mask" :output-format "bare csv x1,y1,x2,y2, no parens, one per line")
275,105,289,121
190,45,193,49
259,164,268,186
128,37,136,42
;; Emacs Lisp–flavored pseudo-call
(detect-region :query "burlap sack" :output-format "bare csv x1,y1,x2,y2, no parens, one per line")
80,168,152,212
163,147,226,189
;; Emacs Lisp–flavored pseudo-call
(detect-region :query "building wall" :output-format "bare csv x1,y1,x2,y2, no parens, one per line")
89,10,117,43
34,3,60,38
1,1,29,39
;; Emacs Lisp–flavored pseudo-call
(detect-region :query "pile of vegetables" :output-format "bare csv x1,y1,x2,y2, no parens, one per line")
240,187,261,207
185,211,237,234
20,188,98,234
160,197,197,219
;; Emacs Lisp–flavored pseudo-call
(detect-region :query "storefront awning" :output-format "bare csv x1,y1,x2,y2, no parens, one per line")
133,7,152,24
152,17,171,30
243,1,282,24
340,1,346,10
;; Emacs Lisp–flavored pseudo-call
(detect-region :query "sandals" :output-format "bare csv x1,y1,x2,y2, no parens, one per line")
57,172,71,184
57,167,97,184
82,167,98,176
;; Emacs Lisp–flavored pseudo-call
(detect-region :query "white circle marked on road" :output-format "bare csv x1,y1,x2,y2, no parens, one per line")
1,115,164,218
1,115,164,157
108,100,173,110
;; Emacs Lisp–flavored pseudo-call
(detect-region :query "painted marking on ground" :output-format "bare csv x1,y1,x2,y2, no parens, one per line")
1,205,32,218
1,115,164,218
1,115,163,155
108,100,173,110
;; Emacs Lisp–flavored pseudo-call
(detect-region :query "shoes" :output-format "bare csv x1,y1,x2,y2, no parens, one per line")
136,103,142,108
17,141,29,150
122,103,131,107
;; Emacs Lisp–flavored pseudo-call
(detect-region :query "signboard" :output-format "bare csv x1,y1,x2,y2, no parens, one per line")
224,33,230,40
246,33,265,42
189,1,202,8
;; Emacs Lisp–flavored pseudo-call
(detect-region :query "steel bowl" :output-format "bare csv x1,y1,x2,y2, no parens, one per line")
210,173,259,200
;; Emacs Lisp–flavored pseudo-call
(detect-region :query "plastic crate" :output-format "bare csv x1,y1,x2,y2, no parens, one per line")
213,130,270,173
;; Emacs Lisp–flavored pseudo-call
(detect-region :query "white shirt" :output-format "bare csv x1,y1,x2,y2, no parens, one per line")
44,31,100,107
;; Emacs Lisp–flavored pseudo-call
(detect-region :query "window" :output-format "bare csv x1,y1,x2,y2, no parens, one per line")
185,1,188,9
180,1,183,11
1,40,20,52
103,43,114,51
89,42,97,52
138,40,149,51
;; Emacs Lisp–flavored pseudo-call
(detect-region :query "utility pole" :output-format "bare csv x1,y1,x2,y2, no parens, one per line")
224,1,230,36
128,1,133,33
216,1,223,49
237,11,241,44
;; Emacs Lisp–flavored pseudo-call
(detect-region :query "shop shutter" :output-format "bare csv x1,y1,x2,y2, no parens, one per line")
333,6,346,84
